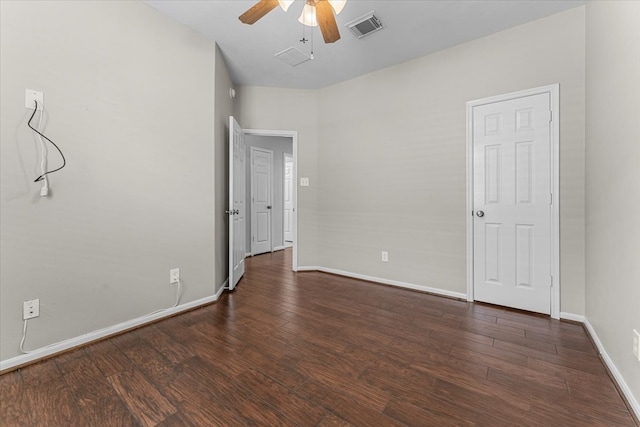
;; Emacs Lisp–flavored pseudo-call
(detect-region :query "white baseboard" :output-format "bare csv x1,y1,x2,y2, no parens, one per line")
560,312,585,322
0,292,222,373
245,252,253,257
298,265,467,300
216,279,228,298
583,318,640,421
273,246,286,252
297,265,320,272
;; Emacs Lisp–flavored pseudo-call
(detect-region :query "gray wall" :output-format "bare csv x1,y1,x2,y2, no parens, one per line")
0,1,216,361
235,87,320,266
245,135,293,253
238,8,586,314
313,7,585,313
585,0,640,405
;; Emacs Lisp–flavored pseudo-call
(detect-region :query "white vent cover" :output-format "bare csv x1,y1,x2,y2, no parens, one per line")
346,12,384,39
274,47,311,67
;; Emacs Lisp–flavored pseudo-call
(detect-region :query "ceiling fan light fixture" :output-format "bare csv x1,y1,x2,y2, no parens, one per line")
328,0,346,15
278,0,295,12
298,3,318,27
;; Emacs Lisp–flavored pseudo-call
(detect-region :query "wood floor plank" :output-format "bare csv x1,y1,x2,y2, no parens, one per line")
107,369,177,426
236,368,327,426
316,412,355,426
0,371,30,426
24,376,88,426
383,398,475,427
1,249,636,426
84,339,132,377
296,379,403,426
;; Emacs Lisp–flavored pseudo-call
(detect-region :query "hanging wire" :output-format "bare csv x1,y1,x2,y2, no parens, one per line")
27,100,66,182
310,22,314,59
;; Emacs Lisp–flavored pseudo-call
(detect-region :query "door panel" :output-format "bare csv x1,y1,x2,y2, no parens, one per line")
473,93,551,314
229,117,246,291
251,147,273,255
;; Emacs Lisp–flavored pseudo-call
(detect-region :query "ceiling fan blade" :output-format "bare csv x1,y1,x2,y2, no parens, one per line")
316,0,340,43
239,0,279,25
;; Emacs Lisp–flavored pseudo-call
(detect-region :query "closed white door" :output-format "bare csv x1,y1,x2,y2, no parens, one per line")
228,116,246,291
473,93,552,314
283,153,294,246
251,147,273,255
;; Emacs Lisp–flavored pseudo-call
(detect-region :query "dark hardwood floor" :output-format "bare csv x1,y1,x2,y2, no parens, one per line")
1,249,637,426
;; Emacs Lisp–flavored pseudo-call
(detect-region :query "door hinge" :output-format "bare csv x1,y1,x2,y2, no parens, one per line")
549,193,553,205
252,236,255,242
548,111,553,122
550,275,553,287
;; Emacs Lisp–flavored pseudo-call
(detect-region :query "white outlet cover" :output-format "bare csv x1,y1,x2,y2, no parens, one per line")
300,177,310,187
25,89,44,110
23,298,40,320
170,268,180,284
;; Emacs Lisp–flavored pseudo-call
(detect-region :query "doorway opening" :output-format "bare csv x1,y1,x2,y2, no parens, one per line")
244,130,298,271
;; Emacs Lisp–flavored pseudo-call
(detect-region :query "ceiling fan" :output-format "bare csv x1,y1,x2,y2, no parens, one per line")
239,0,347,44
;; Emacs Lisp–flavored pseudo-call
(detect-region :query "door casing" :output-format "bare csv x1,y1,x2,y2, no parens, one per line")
283,152,294,247
466,84,560,319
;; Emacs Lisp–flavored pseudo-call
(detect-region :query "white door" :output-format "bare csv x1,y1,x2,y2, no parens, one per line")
472,93,552,314
251,147,273,255
228,116,246,291
283,153,294,246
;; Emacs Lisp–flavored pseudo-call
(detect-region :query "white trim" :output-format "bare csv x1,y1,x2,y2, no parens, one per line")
244,129,298,272
466,84,561,319
559,312,585,322
297,265,321,272
245,252,253,257
273,245,286,252
0,291,223,373
584,319,640,420
218,279,228,296
298,266,466,300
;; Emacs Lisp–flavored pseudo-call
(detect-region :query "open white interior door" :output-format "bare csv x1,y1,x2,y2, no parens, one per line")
228,116,246,291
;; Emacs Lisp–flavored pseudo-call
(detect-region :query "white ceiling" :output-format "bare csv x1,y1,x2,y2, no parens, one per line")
145,0,584,90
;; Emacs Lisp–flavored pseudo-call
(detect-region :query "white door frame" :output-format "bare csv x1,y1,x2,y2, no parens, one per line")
283,152,294,247
466,84,560,319
250,146,274,255
245,129,299,272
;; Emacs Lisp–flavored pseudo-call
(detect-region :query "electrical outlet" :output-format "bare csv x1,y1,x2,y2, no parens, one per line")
300,177,310,187
381,251,389,262
25,89,43,110
170,268,180,284
23,299,40,320
633,329,640,362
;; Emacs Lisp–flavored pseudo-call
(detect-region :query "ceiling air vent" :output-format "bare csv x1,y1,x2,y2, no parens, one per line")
274,47,311,67
346,12,384,39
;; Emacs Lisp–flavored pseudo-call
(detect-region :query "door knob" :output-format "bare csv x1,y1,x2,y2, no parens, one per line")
267,205,272,209
225,210,232,215
476,210,485,218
